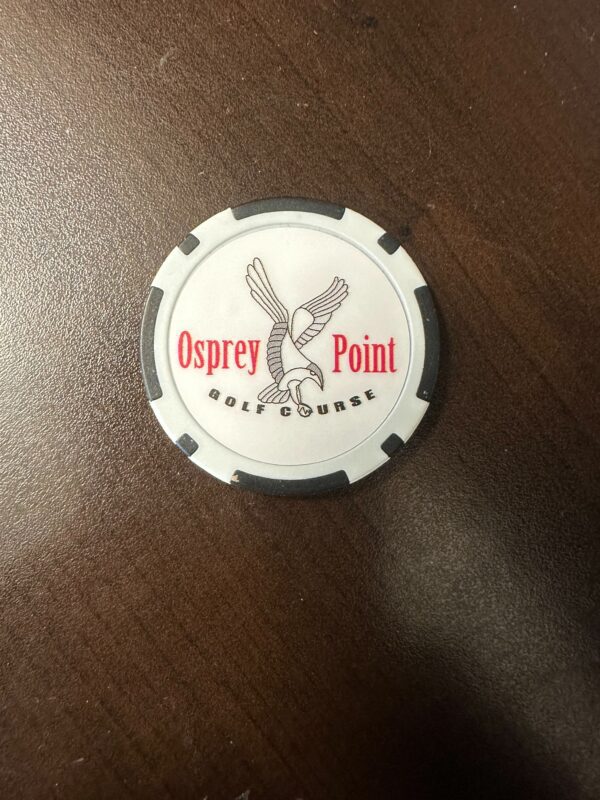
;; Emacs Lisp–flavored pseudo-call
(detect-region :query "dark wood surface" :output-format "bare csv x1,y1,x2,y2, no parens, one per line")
1,1,599,798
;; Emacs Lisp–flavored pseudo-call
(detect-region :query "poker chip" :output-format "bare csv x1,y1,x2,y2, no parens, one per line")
141,197,439,495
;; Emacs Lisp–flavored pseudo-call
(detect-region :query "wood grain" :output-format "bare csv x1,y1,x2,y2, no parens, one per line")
1,1,599,798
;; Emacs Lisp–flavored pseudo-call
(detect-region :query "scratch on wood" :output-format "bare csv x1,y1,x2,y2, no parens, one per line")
158,47,177,69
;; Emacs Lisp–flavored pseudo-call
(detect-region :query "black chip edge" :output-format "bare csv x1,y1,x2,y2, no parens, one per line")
178,233,200,255
140,286,164,401
232,197,345,221
414,285,440,402
231,470,349,496
381,434,405,457
378,232,401,254
176,433,199,456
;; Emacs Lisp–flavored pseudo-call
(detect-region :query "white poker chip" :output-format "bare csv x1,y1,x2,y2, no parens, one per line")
141,198,439,495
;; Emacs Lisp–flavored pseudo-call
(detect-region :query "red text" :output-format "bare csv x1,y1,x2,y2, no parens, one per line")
332,334,397,373
177,331,260,375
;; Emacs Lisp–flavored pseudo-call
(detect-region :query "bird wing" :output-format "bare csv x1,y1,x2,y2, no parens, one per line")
246,258,289,382
246,257,288,323
292,277,349,349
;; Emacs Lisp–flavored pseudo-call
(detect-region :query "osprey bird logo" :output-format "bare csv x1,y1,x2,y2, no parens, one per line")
246,258,349,417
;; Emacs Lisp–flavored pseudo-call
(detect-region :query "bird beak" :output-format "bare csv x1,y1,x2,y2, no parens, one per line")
314,367,324,389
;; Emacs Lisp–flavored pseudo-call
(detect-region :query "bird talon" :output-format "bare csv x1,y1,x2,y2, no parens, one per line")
297,404,313,417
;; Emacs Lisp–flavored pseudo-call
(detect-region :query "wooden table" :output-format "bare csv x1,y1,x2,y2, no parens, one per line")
1,1,599,798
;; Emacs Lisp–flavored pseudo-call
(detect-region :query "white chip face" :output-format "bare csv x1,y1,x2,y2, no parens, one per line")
169,226,410,466
141,199,439,494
